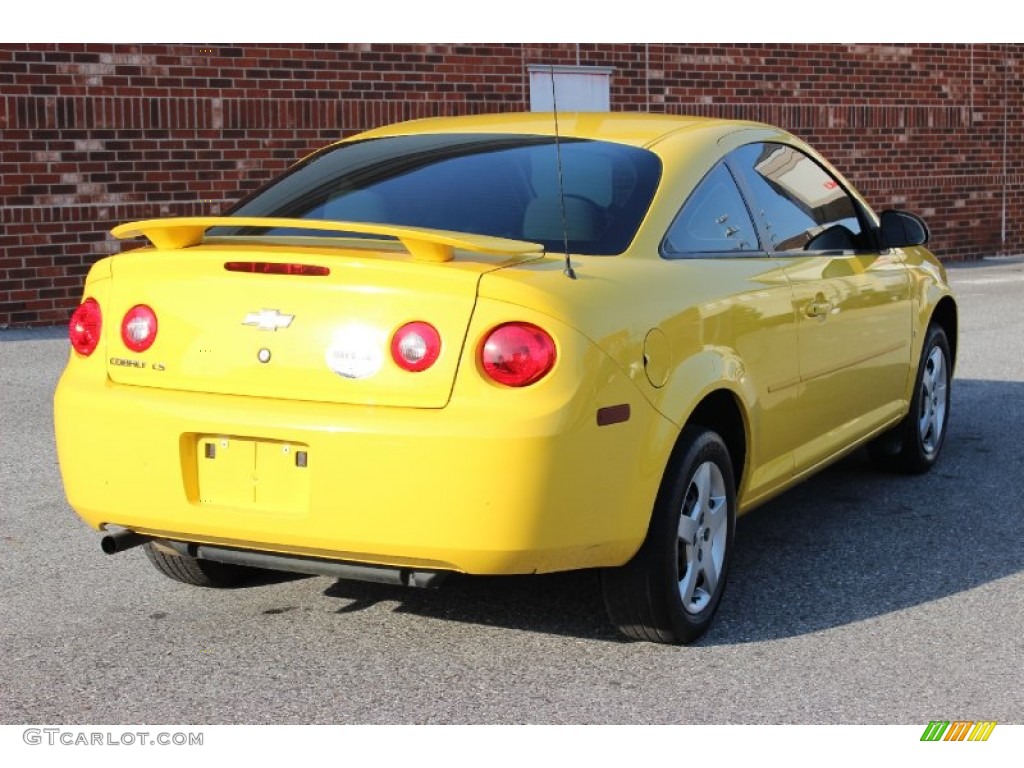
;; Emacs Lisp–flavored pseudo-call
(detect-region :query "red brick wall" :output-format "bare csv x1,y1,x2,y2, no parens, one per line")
1,43,1021,326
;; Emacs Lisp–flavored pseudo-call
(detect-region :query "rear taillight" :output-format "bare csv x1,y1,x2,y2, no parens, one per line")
391,322,441,372
69,298,102,356
121,304,158,352
480,323,556,387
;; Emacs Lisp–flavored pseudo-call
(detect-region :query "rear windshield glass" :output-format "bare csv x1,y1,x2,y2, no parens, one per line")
213,133,662,256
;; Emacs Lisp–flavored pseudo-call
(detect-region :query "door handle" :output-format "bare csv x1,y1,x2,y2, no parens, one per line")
805,300,832,318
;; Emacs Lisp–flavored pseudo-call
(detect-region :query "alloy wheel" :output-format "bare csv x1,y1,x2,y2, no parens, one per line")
677,461,728,614
918,345,948,455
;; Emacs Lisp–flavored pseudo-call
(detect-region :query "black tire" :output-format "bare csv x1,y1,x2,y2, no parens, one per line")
601,426,737,644
868,324,952,474
143,542,257,588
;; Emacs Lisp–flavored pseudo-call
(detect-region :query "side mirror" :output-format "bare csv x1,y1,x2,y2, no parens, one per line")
879,210,930,249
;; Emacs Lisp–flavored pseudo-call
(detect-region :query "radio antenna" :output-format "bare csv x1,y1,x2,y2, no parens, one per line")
549,66,577,280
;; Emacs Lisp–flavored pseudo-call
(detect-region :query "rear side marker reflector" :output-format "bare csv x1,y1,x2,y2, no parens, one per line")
597,404,631,426
225,262,330,276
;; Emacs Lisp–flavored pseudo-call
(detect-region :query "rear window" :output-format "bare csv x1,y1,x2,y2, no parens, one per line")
214,133,661,256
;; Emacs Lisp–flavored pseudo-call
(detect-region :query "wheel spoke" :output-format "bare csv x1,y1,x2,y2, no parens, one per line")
692,462,712,510
678,561,698,607
678,515,699,544
706,493,728,538
933,357,948,430
934,400,946,433
700,554,719,595
934,367,948,400
929,349,945,388
919,382,933,438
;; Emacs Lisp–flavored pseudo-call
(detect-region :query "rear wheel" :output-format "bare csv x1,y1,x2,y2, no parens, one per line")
602,426,736,644
143,542,259,588
869,324,952,474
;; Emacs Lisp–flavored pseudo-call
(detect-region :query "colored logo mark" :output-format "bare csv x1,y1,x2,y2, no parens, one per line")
920,720,997,742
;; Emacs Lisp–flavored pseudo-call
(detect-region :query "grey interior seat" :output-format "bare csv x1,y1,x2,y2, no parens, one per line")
522,195,604,242
321,190,389,222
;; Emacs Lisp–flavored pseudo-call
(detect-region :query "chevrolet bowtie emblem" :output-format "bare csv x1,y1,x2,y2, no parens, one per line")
242,309,295,331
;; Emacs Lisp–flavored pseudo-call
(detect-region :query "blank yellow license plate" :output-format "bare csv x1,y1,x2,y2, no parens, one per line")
196,436,310,513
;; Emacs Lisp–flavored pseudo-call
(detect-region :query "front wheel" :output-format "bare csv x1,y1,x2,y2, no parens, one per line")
601,426,736,644
869,324,952,474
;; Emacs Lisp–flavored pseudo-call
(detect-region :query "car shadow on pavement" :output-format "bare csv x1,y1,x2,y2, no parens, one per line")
713,376,1023,645
318,378,1023,646
322,570,618,640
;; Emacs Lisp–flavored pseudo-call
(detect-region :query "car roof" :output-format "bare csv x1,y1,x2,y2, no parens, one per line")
348,112,775,149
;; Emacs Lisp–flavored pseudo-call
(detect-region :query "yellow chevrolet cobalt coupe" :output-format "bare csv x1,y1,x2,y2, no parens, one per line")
54,113,956,644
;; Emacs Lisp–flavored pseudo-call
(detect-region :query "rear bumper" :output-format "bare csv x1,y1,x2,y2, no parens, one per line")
55,363,673,575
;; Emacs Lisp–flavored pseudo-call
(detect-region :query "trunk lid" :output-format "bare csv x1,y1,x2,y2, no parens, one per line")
104,237,540,408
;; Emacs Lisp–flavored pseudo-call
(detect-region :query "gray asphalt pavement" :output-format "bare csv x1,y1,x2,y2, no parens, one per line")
1,258,1021,724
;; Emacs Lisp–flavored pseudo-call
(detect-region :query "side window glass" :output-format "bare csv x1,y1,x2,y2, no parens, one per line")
730,143,866,253
663,162,758,256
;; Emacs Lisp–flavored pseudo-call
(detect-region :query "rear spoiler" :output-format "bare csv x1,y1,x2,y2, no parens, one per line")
111,217,543,264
